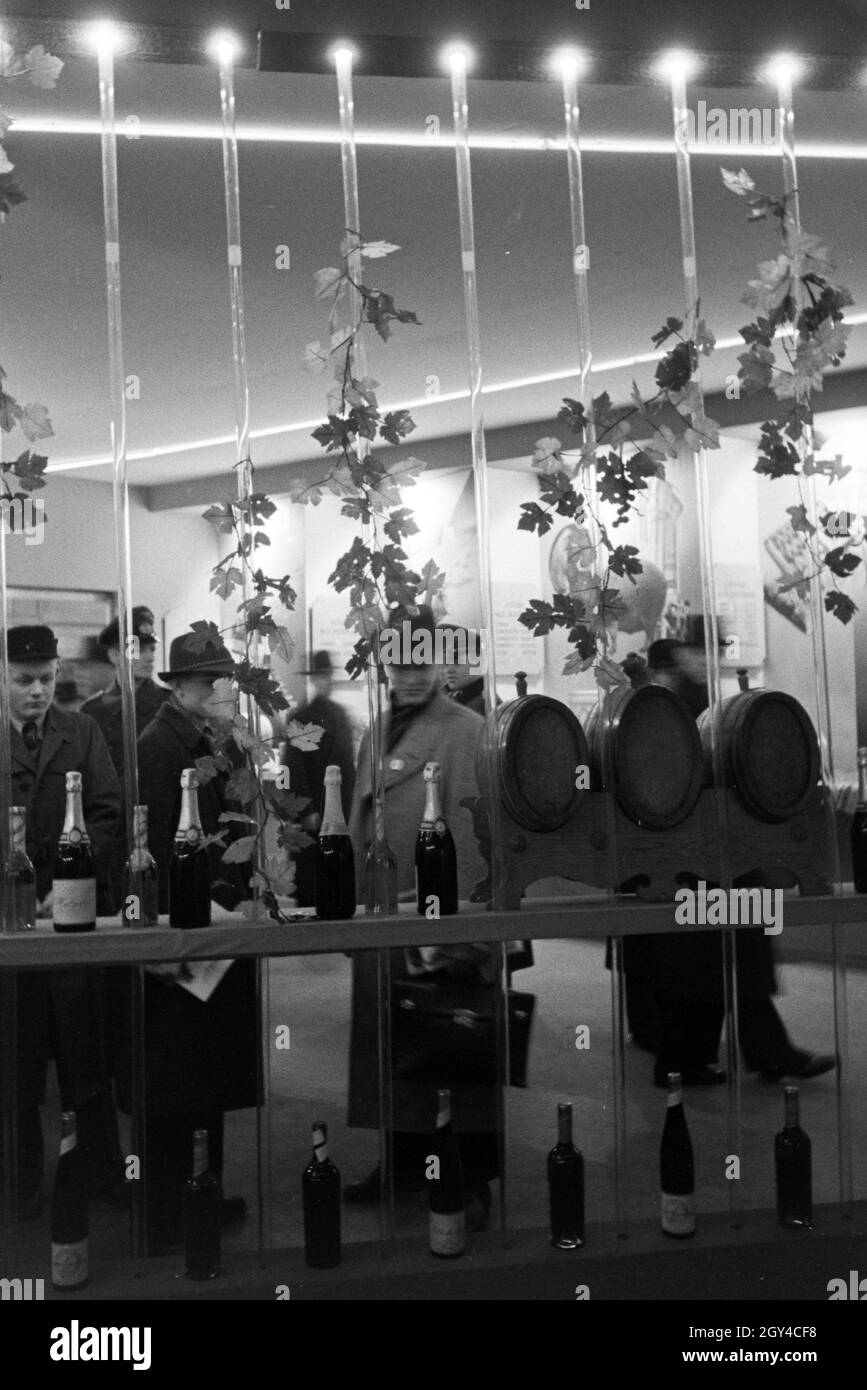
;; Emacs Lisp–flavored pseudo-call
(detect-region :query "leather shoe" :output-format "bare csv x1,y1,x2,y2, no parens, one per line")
759,1052,836,1083
465,1183,492,1234
343,1165,425,1203
654,1064,726,1088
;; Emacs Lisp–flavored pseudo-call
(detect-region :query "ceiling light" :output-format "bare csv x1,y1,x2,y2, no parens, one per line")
207,31,243,64
86,20,125,55
549,47,588,81
330,43,358,66
441,43,475,75
761,52,806,87
653,48,701,83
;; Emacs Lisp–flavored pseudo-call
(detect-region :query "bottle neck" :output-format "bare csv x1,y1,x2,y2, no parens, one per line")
784,1087,800,1130
320,774,348,837
311,1125,329,1163
436,1090,452,1129
176,785,202,841
422,775,443,828
192,1131,209,1177
8,807,26,855
858,758,867,806
61,787,89,841
666,1077,683,1108
132,806,149,853
59,1111,77,1155
557,1104,573,1146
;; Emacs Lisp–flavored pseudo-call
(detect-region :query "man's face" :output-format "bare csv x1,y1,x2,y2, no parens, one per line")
311,672,332,700
444,662,474,692
173,675,220,722
9,659,57,724
387,663,439,706
107,642,157,683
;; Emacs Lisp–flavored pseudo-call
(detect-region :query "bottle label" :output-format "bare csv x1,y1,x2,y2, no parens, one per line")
52,878,97,925
434,819,447,835
51,1239,88,1288
661,1191,695,1236
429,1210,466,1256
182,827,201,846
67,827,84,846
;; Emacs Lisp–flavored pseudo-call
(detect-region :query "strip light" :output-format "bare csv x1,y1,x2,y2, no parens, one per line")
9,116,867,160
47,313,867,474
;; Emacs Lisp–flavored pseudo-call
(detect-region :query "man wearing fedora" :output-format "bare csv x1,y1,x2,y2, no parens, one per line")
81,605,170,780
112,625,258,1251
4,624,124,1217
286,648,356,906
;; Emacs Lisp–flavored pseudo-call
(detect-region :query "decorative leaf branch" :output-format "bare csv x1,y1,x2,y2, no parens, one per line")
723,166,859,624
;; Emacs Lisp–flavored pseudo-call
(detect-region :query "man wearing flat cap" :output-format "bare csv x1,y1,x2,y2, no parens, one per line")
81,605,170,778
5,624,123,1217
112,625,258,1251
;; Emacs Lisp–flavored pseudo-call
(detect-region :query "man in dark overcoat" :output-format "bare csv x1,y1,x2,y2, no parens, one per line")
113,626,259,1250
5,624,123,1217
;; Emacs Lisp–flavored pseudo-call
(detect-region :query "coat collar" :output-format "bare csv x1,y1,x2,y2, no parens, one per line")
12,704,74,777
359,690,456,795
153,697,208,751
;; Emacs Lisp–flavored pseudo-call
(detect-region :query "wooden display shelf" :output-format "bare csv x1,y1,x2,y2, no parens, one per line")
1,891,867,969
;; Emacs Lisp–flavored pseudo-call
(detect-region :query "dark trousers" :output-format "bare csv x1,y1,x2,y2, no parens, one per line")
655,992,797,1074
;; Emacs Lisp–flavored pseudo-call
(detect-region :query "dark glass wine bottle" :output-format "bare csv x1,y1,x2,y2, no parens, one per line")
415,761,458,916
851,746,867,893
428,1088,466,1258
548,1101,585,1248
302,1121,341,1268
122,804,159,926
184,1128,221,1280
4,805,37,932
169,769,211,928
52,771,97,932
775,1085,812,1229
364,794,398,913
314,766,356,920
660,1072,696,1239
51,1110,89,1291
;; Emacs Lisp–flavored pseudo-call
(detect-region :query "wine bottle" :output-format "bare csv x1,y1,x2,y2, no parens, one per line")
364,798,398,914
51,1111,89,1291
121,804,159,926
659,1072,695,1239
548,1101,585,1249
775,1085,812,1229
302,1121,341,1268
314,766,356,920
415,762,458,917
184,1128,221,1280
851,746,867,893
428,1088,466,1258
169,769,211,928
4,805,37,932
52,772,97,932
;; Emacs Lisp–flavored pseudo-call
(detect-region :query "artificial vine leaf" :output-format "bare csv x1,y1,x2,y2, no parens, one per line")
720,167,756,197
825,590,857,623
362,288,421,342
607,545,642,581
418,558,446,601
557,399,587,436
379,409,415,446
518,502,554,536
8,448,47,489
226,765,262,806
538,471,585,518
655,340,696,392
651,316,684,349
0,173,26,215
532,436,563,471
221,835,257,865
740,318,775,348
824,547,861,580
210,566,244,599
519,599,557,638
737,344,775,393
314,267,344,299
0,389,23,431
786,505,816,536
383,506,419,544
754,421,800,479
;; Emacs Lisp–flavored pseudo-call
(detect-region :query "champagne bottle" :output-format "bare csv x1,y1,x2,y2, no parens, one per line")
775,1085,812,1229
314,766,356,920
659,1072,695,1239
302,1121,341,1268
851,747,867,893
52,772,97,932
428,1088,466,1258
364,798,398,914
121,804,159,926
169,769,211,928
548,1101,585,1249
51,1111,89,1291
4,806,37,932
184,1128,221,1280
415,762,458,917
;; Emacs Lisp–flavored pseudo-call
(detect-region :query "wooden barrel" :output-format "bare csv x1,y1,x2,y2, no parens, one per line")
585,684,703,830
697,690,820,823
478,695,590,832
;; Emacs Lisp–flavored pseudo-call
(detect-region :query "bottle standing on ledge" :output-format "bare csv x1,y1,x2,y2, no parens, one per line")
4,805,37,931
364,796,398,914
169,769,211,928
736,668,750,692
548,1101,585,1249
851,747,867,893
415,762,458,916
775,1085,812,1229
184,1128,221,1280
428,1088,466,1258
314,765,356,920
122,804,159,926
302,1121,341,1268
51,1111,89,1291
660,1072,695,1239
52,772,97,932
